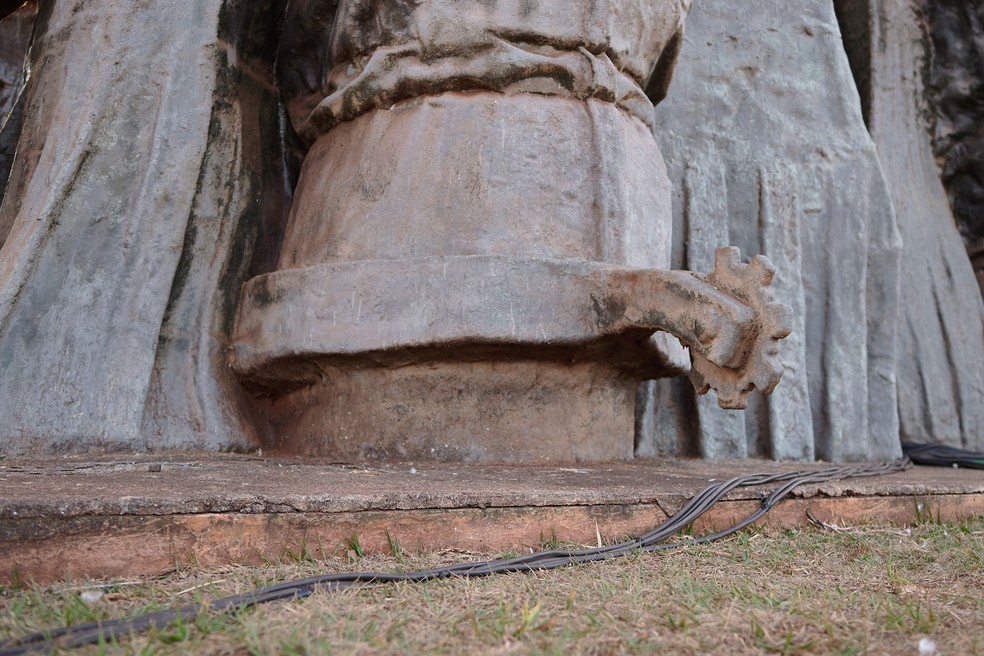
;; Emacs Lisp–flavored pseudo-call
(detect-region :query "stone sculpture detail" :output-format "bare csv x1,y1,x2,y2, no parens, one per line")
686,248,791,410
232,0,791,460
2,0,981,462
835,0,984,450
637,1,907,462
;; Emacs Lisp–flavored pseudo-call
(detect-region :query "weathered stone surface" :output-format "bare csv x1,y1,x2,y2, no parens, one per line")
639,0,904,461
3,455,983,584
232,255,779,383
0,1,34,210
921,0,984,293
233,244,795,461
278,93,673,269
1,0,979,462
233,0,796,460
0,0,797,460
258,361,642,462
835,0,984,450
922,0,984,260
0,0,288,454
276,0,692,146
0,2,32,119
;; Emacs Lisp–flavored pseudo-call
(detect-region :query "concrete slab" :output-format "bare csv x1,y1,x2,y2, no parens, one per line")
1,454,982,584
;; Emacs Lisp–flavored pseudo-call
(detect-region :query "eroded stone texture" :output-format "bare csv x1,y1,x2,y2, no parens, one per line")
922,0,984,269
6,0,976,462
0,0,797,461
0,0,289,454
834,0,984,450
638,0,904,461
233,0,787,461
0,1,35,212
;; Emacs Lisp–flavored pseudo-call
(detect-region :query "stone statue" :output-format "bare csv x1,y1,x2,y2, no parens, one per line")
231,0,791,460
837,0,984,451
0,0,791,460
3,1,979,462
638,0,904,462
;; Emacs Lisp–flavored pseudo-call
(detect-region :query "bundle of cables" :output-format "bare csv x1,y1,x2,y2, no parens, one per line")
0,459,912,655
901,442,984,469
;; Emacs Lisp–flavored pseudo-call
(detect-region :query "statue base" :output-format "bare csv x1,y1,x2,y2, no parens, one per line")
257,360,639,462
232,255,690,462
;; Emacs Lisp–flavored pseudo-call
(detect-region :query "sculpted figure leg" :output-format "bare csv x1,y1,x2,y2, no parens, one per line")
233,1,790,461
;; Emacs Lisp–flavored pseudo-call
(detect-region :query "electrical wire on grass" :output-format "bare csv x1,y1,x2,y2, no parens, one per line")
0,458,911,655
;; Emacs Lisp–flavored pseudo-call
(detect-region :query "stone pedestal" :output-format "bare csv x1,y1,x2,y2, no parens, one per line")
233,254,689,461
260,361,639,462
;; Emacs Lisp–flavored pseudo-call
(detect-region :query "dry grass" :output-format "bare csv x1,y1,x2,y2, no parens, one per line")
2,516,982,655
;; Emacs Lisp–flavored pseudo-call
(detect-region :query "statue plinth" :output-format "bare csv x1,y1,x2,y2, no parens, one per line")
233,254,688,461
233,246,788,461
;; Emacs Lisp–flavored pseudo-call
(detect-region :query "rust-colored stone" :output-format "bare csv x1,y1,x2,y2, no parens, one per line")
5,495,984,586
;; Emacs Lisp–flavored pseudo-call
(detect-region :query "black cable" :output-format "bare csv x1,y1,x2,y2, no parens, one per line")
901,442,984,469
0,458,911,655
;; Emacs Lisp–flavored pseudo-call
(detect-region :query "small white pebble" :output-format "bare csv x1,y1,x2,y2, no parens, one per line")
918,637,937,655
409,467,417,474
80,590,103,604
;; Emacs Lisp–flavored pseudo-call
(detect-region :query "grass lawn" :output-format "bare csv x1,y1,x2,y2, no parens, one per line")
1,515,982,655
